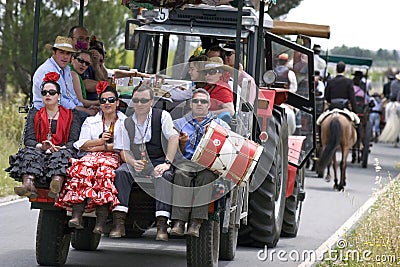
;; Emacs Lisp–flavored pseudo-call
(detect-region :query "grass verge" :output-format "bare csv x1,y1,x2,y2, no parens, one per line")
318,170,400,266
0,95,27,197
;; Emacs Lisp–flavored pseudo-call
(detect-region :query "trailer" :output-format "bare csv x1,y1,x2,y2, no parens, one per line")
24,1,318,266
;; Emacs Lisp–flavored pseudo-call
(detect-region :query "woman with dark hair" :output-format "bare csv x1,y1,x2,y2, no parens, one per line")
55,81,127,234
7,72,81,198
70,50,99,108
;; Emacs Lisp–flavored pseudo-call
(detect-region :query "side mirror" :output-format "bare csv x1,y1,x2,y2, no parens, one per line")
262,70,277,86
125,19,141,50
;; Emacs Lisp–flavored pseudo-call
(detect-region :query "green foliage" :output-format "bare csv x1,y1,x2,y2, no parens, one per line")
0,0,132,98
269,0,304,18
0,96,26,197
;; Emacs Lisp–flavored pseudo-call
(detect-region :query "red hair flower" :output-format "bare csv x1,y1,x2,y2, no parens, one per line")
43,72,60,83
96,81,110,95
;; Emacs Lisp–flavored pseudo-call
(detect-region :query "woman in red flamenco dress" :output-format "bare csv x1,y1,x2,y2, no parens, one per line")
55,81,127,234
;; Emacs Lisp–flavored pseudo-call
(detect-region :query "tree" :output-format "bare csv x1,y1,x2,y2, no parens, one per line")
0,0,130,98
269,0,304,18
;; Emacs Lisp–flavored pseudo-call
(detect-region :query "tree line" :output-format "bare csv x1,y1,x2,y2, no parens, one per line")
329,45,400,69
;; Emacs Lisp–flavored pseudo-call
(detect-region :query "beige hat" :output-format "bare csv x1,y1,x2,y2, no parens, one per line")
203,57,233,72
45,36,76,53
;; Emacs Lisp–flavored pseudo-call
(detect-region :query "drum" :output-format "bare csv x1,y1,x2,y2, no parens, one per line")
191,121,264,186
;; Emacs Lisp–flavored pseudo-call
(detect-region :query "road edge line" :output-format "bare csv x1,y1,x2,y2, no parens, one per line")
298,174,399,267
0,197,27,207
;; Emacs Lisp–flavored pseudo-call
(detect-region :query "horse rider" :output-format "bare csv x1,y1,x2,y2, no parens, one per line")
317,61,360,126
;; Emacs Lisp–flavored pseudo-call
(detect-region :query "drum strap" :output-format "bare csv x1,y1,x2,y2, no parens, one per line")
185,112,215,148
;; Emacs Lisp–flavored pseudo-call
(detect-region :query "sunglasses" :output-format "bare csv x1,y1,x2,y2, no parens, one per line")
204,69,220,76
41,89,58,96
192,98,209,104
225,51,235,57
100,97,117,104
132,98,152,104
75,57,91,67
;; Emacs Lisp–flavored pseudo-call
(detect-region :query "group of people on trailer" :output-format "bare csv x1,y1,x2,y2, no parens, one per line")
7,27,254,242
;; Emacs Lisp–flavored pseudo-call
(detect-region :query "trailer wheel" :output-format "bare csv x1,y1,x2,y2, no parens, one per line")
187,219,220,267
71,217,101,251
219,225,238,261
281,166,305,237
239,111,288,248
36,209,71,266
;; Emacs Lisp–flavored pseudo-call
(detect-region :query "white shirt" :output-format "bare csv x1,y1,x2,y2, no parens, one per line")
114,109,178,151
74,111,127,150
314,55,327,77
288,70,298,93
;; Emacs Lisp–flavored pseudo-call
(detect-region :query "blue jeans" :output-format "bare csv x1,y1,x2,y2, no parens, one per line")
369,112,381,134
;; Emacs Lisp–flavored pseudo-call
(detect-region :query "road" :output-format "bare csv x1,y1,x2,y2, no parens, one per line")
0,141,398,267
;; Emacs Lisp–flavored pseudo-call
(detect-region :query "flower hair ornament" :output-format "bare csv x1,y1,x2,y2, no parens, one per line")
96,80,110,95
43,72,60,83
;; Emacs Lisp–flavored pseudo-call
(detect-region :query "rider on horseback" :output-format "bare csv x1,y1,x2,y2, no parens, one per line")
316,61,360,126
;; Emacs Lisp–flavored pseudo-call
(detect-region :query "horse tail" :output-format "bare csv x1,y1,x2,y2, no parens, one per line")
318,118,342,173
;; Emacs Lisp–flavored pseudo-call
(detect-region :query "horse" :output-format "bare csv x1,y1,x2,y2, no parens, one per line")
317,111,357,191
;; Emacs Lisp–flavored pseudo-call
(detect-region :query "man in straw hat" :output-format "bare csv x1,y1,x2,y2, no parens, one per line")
202,57,235,123
33,36,97,119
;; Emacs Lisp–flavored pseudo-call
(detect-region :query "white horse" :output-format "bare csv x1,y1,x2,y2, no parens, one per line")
379,101,400,146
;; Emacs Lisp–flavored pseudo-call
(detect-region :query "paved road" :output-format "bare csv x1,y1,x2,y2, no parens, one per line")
0,142,398,267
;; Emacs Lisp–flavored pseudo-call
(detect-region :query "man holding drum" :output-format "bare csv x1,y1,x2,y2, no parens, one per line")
170,88,230,238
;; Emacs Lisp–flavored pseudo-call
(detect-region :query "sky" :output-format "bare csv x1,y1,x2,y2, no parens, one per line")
284,0,398,52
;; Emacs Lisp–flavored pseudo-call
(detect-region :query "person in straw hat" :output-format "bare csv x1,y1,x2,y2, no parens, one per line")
202,56,235,123
32,36,98,120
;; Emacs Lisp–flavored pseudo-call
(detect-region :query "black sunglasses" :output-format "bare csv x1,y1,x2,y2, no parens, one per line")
100,97,117,104
41,89,58,96
203,69,220,76
225,51,235,57
192,98,209,104
132,98,152,104
75,57,91,67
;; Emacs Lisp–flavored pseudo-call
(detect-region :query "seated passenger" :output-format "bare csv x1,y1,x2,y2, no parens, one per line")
203,57,235,123
111,83,179,241
188,54,208,89
55,82,126,233
69,50,100,108
170,88,230,237
7,72,81,198
32,36,97,120
222,43,257,105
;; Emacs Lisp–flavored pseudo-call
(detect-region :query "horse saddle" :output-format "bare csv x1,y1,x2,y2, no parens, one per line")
316,108,359,126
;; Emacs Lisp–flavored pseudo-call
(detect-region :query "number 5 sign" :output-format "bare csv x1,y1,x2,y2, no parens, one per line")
154,8,169,23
